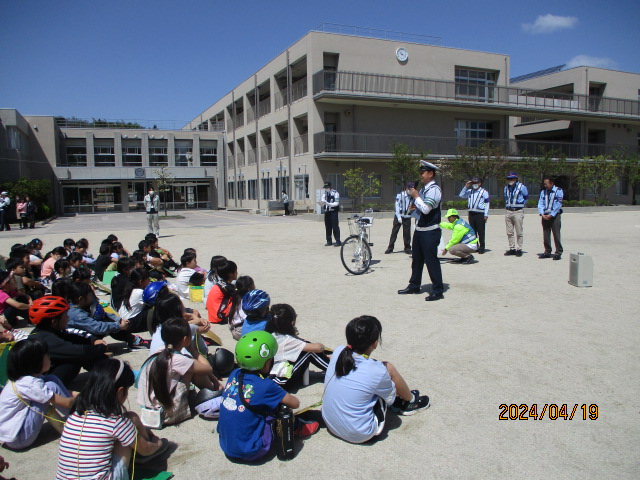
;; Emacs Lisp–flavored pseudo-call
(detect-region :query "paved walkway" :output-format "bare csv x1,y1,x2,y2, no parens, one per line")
0,210,638,479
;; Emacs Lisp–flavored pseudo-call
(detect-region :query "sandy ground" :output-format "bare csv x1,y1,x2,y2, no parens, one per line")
0,208,639,479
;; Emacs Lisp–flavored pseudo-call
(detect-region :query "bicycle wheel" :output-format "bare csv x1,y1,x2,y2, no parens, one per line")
340,235,372,275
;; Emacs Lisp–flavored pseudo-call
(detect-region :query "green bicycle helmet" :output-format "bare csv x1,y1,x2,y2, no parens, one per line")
235,331,278,371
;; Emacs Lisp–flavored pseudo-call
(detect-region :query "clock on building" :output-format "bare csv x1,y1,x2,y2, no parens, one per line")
396,47,408,62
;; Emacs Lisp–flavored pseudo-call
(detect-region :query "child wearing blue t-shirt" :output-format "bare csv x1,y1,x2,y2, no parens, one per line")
322,316,430,444
240,289,271,335
218,331,319,461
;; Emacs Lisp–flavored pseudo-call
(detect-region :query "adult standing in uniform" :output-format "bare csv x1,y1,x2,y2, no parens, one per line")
398,161,444,302
503,172,528,257
385,182,414,254
0,192,11,231
322,182,341,247
537,176,564,260
144,187,160,236
459,177,490,254
281,190,290,216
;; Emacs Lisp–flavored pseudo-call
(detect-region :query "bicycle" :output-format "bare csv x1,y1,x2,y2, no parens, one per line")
340,209,374,275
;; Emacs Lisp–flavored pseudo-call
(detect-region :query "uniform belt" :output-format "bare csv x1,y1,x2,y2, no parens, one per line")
506,207,523,211
469,210,485,214
415,224,439,232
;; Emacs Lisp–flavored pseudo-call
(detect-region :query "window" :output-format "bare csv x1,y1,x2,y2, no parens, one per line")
324,173,346,197
200,140,217,166
616,178,629,196
261,178,272,200
122,146,142,166
63,140,87,167
455,120,494,147
237,181,246,200
175,141,193,166
149,146,168,166
94,145,115,167
276,176,290,196
227,181,235,199
6,126,28,155
455,68,496,102
294,174,309,200
248,179,258,200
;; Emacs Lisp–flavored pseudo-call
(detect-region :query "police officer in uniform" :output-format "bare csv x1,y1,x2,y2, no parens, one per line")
503,172,528,257
537,176,564,260
459,177,490,254
385,181,414,254
322,182,341,246
0,192,11,231
398,161,444,301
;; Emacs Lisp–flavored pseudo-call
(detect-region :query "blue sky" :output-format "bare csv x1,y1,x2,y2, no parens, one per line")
1,0,638,125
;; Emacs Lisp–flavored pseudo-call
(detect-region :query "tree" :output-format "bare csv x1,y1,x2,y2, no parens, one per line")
0,178,51,202
437,143,511,184
613,148,640,205
519,148,569,184
153,166,175,216
574,155,618,205
343,167,382,211
388,143,423,188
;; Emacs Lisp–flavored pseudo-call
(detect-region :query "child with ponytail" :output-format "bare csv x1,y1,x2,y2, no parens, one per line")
322,315,430,444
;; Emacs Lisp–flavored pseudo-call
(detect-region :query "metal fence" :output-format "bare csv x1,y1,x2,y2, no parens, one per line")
312,70,640,117
313,132,637,159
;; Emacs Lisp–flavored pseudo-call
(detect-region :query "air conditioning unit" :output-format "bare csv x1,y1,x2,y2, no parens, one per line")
568,252,593,287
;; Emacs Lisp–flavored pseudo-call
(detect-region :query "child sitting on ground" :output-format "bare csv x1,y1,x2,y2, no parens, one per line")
0,270,32,327
118,268,151,332
241,289,271,335
56,359,169,479
0,338,76,449
202,255,227,304
29,296,109,386
183,248,207,274
266,304,330,388
322,315,430,444
40,247,67,281
227,276,255,340
205,260,237,324
137,317,221,426
176,252,204,299
64,281,150,349
218,331,319,462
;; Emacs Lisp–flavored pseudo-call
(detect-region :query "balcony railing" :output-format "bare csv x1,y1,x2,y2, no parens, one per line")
290,77,307,104
294,134,309,155
260,144,272,161
312,70,640,118
247,148,257,165
57,118,189,130
258,97,271,118
274,89,287,111
236,151,245,167
247,105,256,124
226,118,234,132
235,113,245,129
313,132,636,159
276,140,290,159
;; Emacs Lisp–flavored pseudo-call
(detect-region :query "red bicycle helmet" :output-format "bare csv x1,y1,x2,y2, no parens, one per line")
29,296,70,325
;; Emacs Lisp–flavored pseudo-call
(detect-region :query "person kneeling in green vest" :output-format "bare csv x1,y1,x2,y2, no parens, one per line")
440,208,478,265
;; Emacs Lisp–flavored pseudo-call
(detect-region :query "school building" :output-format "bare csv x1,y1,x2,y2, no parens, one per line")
186,27,640,209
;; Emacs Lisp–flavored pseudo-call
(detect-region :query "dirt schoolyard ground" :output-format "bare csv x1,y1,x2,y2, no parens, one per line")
0,208,638,479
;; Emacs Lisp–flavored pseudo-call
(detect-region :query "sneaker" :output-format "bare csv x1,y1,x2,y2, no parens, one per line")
397,393,430,416
504,249,516,256
130,336,151,349
294,418,320,438
385,248,393,254
334,242,341,247
324,242,333,246
463,255,475,264
515,250,523,257
538,253,551,259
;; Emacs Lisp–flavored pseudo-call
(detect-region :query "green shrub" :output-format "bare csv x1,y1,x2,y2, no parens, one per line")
442,200,468,210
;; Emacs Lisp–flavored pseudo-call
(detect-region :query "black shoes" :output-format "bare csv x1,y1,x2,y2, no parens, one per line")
463,255,475,264
425,293,444,302
398,286,420,295
334,242,341,247
504,249,516,256
325,242,332,246
515,250,523,257
385,248,393,254
404,248,412,254
477,247,485,254
553,254,562,260
538,253,551,259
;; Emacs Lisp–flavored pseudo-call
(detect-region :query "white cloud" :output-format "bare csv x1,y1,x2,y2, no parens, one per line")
522,14,578,34
565,55,618,70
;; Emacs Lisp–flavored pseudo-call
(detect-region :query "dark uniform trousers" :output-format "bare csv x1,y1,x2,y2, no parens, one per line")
468,211,486,250
324,209,340,243
542,214,563,254
409,229,444,295
388,216,412,250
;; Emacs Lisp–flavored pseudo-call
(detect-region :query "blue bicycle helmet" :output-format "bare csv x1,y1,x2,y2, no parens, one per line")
242,289,270,315
142,280,168,306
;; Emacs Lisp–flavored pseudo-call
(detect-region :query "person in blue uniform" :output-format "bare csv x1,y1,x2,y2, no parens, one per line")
385,182,414,255
321,182,341,246
537,176,564,260
397,161,444,302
